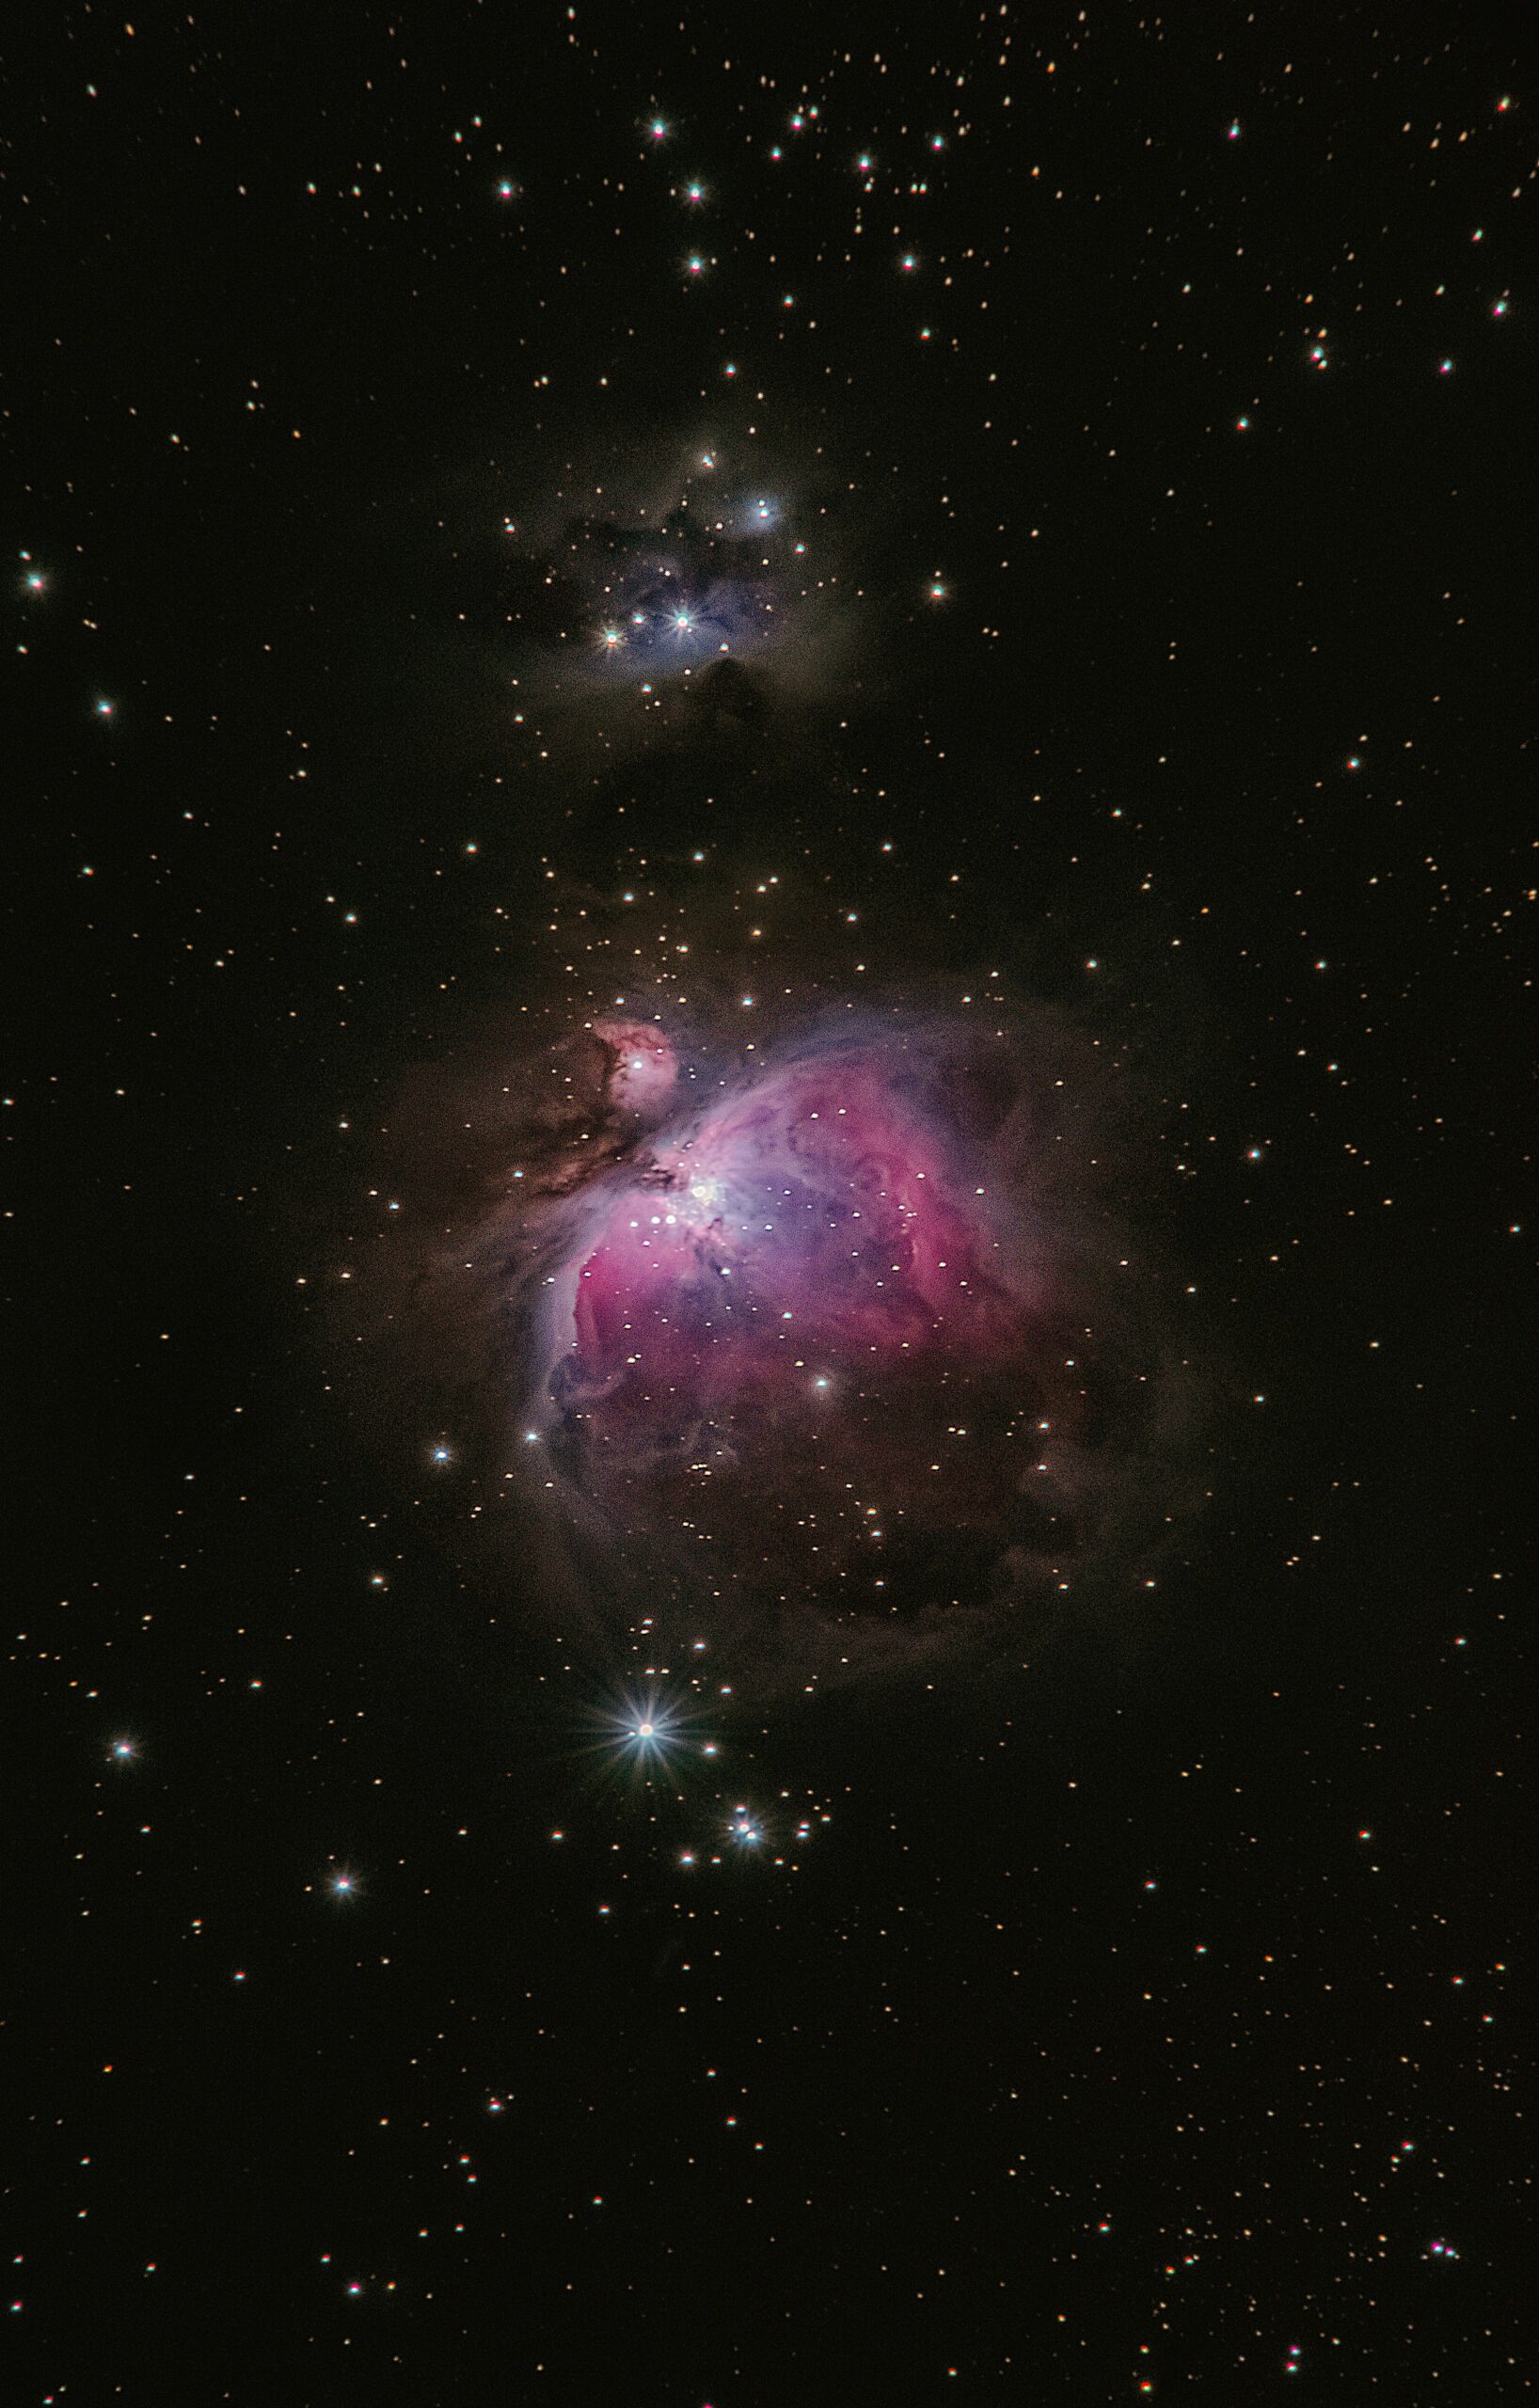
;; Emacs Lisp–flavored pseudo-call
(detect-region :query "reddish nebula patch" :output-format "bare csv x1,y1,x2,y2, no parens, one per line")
590,1017,679,1119
538,1046,1067,1604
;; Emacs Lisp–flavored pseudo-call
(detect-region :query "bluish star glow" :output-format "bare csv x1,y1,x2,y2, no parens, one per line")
606,1688,688,1768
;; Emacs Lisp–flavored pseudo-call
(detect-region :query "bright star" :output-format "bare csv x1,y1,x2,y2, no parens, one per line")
611,1691,682,1763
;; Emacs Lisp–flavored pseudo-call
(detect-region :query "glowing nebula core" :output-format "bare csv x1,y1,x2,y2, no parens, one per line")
518,1018,1118,1626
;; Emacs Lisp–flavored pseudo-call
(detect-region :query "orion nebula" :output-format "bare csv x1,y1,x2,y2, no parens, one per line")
538,1022,1049,1595
341,931,1206,1692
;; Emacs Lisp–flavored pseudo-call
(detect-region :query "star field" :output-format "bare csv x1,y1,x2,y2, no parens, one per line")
8,8,1532,2402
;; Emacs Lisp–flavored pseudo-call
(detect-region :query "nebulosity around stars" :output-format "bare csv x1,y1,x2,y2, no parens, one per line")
415,427,891,784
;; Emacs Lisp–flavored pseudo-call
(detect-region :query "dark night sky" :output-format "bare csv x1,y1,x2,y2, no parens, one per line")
8,7,1532,2400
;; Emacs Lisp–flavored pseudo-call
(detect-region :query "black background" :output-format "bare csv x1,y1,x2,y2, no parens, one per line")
8,6,1531,2400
